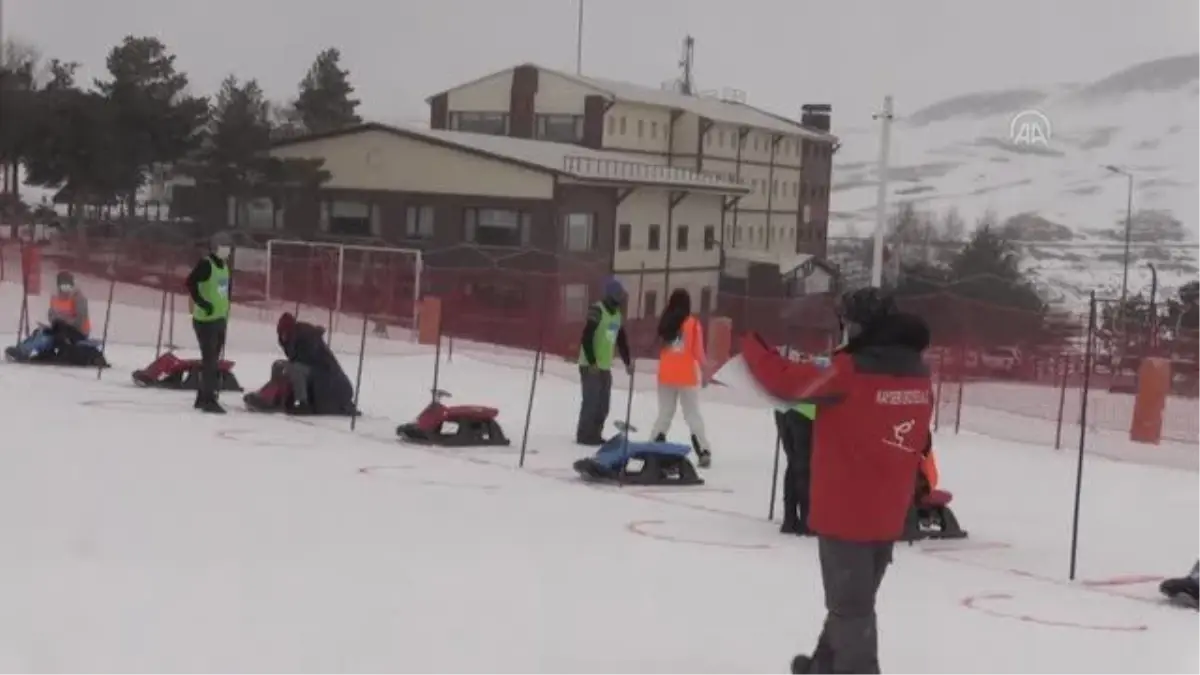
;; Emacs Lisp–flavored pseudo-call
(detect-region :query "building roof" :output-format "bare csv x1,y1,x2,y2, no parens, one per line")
427,63,837,143
271,122,752,194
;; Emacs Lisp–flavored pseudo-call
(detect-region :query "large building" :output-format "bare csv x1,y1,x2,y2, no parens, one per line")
427,63,838,298
168,62,838,342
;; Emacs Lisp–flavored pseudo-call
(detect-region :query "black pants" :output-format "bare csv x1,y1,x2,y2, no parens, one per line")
808,537,894,674
777,410,813,528
576,366,613,442
193,318,227,401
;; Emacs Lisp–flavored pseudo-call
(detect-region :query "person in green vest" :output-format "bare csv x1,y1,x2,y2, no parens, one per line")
185,232,233,414
775,351,829,535
576,277,633,445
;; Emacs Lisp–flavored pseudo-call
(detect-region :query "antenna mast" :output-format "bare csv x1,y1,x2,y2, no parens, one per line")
678,35,695,95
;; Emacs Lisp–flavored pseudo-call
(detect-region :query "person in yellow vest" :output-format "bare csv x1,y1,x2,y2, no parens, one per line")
650,289,712,468
185,233,233,414
5,270,92,362
576,278,633,445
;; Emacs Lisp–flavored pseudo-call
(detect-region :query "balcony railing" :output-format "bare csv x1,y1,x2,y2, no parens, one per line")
562,156,748,191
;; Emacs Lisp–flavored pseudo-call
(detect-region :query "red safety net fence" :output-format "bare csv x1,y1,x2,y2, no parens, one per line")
0,228,1195,458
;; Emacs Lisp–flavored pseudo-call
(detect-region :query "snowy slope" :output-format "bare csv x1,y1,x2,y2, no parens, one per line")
831,53,1199,306
0,284,1196,671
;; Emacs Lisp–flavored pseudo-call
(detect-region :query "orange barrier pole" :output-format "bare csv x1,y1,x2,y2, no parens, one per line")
418,296,442,346
1129,357,1170,445
707,316,733,376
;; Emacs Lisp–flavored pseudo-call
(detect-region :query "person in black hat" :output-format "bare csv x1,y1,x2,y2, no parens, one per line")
185,232,233,413
742,287,935,674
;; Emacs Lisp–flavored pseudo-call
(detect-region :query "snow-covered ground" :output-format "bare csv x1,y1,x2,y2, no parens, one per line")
0,279,1196,672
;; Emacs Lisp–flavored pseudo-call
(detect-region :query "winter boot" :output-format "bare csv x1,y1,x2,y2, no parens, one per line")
1160,562,1199,608
198,396,226,414
790,654,812,674
691,434,712,468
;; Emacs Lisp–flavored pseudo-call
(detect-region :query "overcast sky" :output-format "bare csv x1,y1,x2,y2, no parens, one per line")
4,0,1197,129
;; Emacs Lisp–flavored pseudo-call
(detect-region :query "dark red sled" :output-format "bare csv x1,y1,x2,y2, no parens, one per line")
132,351,243,392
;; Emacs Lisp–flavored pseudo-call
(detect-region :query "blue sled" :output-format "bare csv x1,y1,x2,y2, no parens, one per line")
573,422,704,486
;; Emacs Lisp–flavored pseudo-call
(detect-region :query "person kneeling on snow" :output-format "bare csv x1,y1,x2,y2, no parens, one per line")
6,271,93,362
244,313,356,415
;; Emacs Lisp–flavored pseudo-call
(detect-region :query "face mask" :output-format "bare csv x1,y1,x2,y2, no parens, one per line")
216,246,232,259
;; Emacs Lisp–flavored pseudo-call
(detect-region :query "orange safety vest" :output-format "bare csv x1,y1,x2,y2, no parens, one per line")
50,294,90,335
658,315,705,388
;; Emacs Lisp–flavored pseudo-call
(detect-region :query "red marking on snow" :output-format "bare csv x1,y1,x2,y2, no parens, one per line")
625,519,773,551
919,540,1011,554
1081,575,1164,587
960,593,1148,632
215,428,314,448
356,465,417,474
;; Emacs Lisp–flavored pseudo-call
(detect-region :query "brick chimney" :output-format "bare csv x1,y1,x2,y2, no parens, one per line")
800,104,832,132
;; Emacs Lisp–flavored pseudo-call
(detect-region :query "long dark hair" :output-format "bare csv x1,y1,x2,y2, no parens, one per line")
657,288,692,343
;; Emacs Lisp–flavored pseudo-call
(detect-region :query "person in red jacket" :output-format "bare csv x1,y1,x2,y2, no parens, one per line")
741,288,933,675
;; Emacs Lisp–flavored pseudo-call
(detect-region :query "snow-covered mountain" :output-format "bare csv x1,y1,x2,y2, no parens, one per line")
830,53,1199,307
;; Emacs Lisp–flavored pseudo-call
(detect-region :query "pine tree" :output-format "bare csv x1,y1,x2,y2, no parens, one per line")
292,47,362,133
95,36,209,207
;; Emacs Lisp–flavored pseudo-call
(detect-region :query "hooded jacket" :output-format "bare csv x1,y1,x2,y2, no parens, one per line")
277,317,355,415
741,312,934,542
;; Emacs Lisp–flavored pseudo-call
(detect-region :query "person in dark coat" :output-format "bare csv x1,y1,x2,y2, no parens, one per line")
245,313,356,415
742,288,934,675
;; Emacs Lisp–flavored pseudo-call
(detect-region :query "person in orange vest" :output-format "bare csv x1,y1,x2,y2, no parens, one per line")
649,289,713,468
5,270,93,362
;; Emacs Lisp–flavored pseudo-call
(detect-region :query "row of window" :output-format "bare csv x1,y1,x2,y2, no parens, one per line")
448,111,585,144
724,222,828,247
561,283,715,321
602,113,832,161
704,129,833,160
615,223,717,253
745,178,831,201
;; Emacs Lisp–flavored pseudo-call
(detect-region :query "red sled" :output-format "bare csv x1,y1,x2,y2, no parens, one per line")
132,351,243,392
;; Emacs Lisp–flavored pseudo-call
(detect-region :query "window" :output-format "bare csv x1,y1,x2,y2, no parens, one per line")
562,283,589,321
718,129,725,147
617,223,631,251
699,287,712,314
650,121,658,139
643,290,658,318
450,112,508,135
676,224,689,251
464,208,531,247
803,204,812,222
637,119,645,138
405,205,435,239
562,212,594,251
228,196,281,229
772,179,779,196
619,116,627,134
606,116,615,136
322,200,377,237
536,114,584,143
704,225,716,251
648,224,661,250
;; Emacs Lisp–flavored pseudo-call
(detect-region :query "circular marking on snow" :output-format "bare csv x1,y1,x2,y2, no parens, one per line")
623,485,736,495
625,519,773,551
357,467,500,492
78,398,179,413
214,428,316,448
960,593,1148,632
357,465,418,475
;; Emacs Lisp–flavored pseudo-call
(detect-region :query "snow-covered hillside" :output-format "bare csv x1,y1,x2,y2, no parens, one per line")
831,53,1199,306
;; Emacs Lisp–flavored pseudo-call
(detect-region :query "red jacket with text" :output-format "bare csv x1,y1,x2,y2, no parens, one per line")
741,313,934,542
